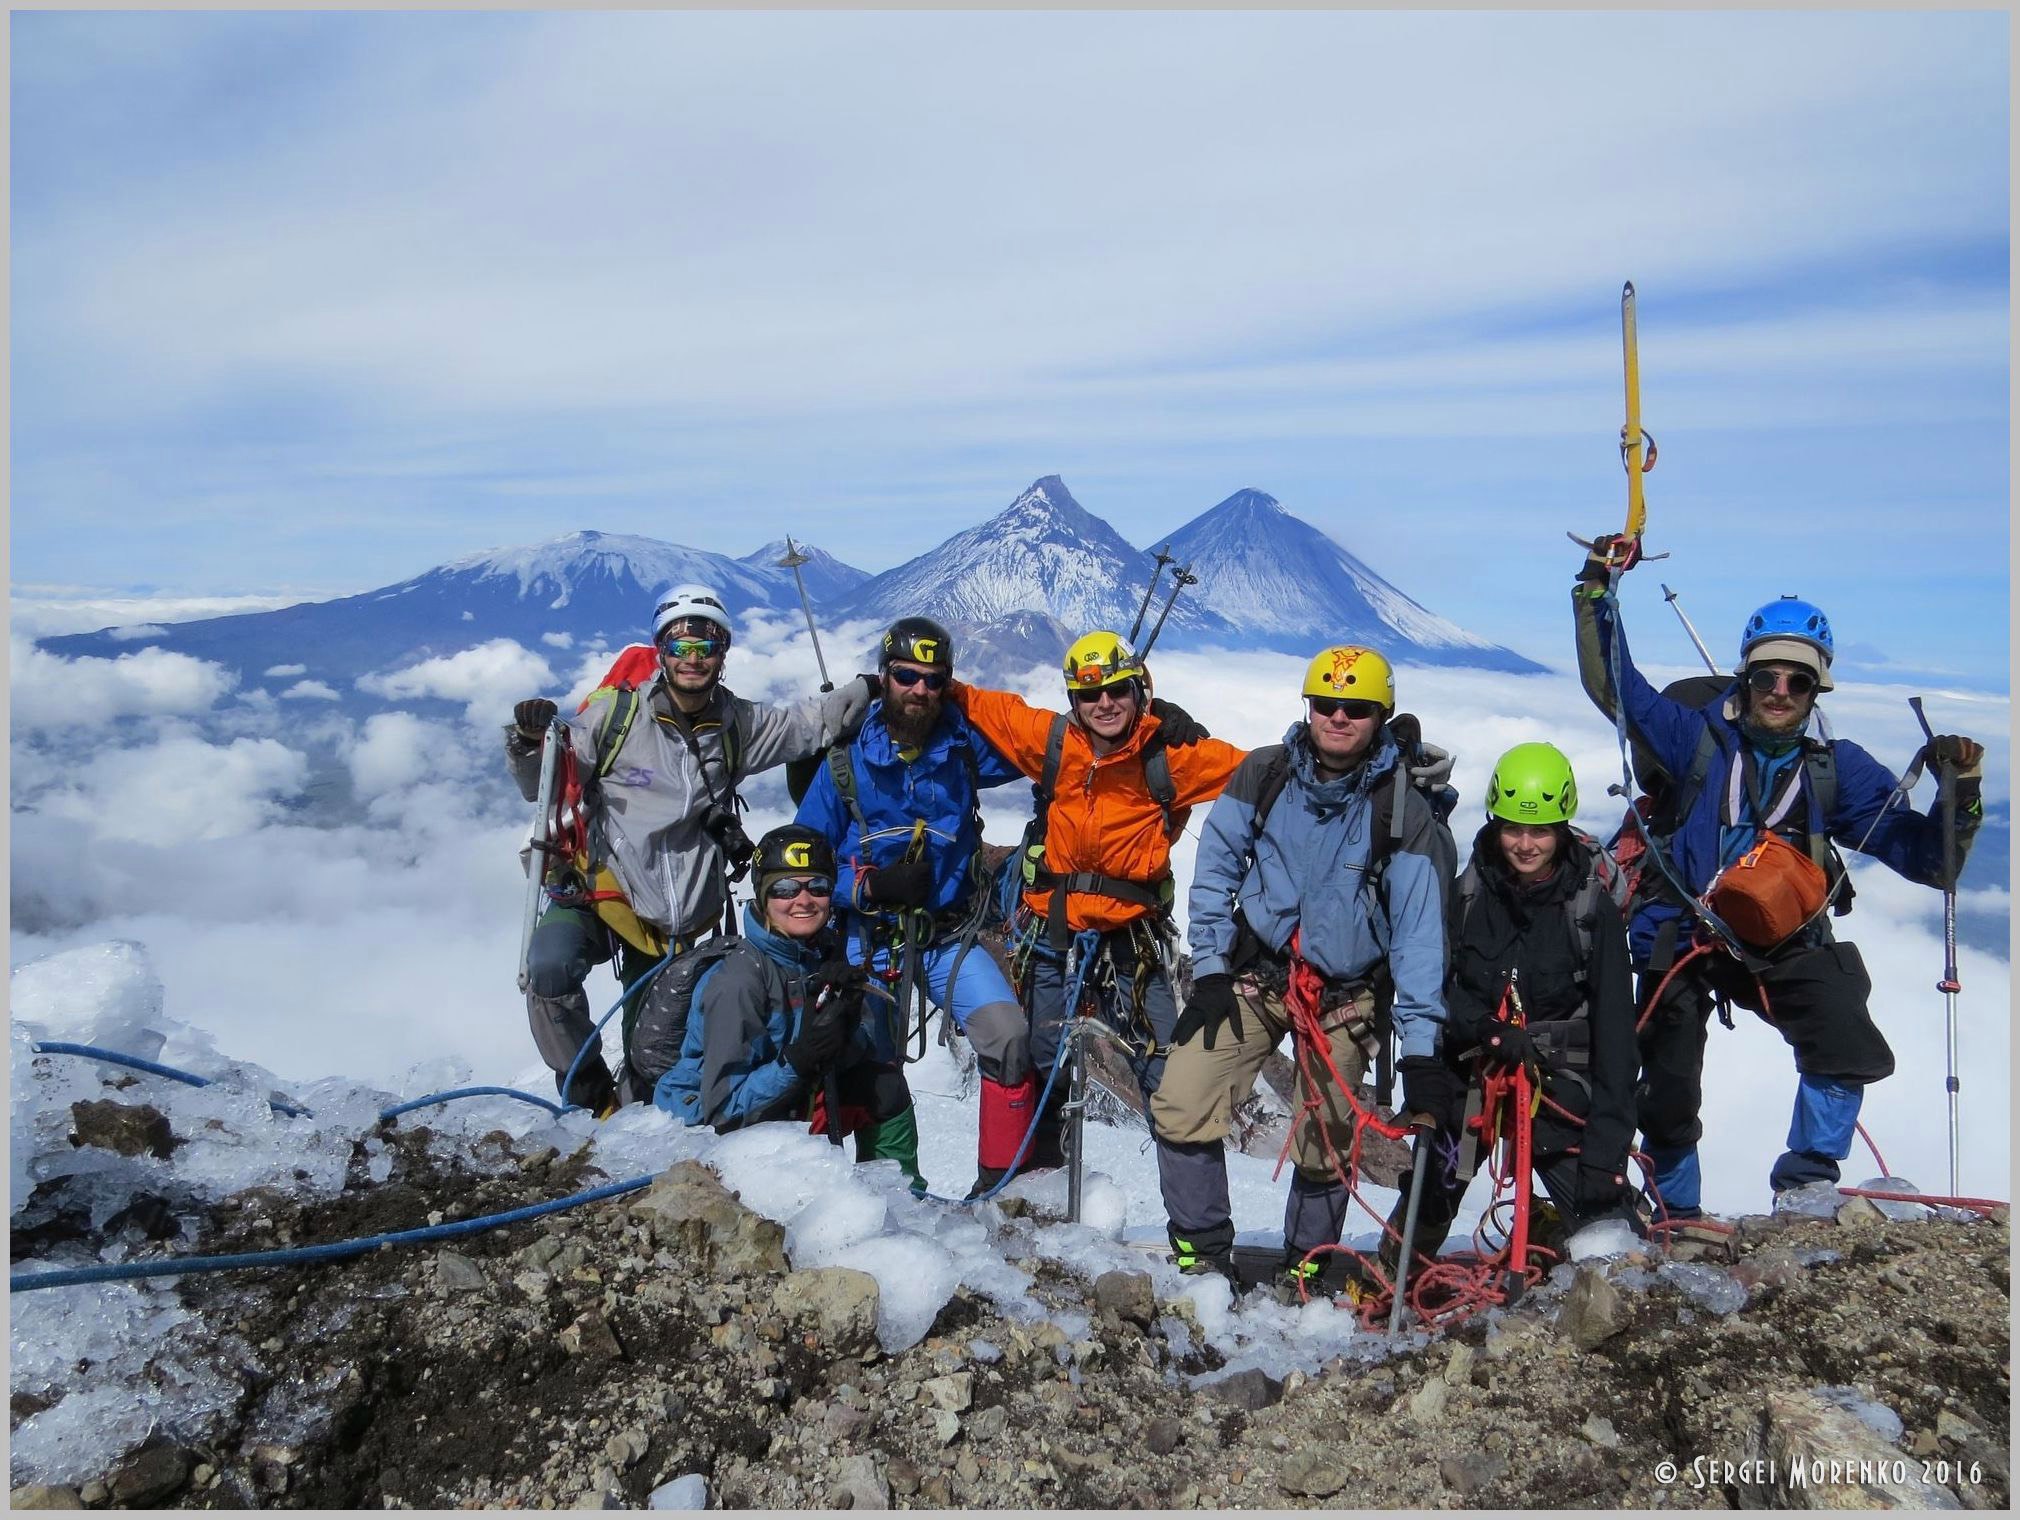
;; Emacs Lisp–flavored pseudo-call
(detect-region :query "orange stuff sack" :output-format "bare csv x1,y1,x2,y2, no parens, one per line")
1705,831,1829,948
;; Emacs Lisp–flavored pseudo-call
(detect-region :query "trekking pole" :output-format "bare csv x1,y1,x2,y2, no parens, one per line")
1066,1016,1087,1225
774,537,834,692
1387,1129,1434,1335
1138,564,1198,659
1908,697,1963,1193
517,719,565,991
1129,543,1176,644
1660,584,1720,675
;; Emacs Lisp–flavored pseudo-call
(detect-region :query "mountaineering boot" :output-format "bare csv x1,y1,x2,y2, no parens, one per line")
972,1072,1040,1198
858,1106,928,1195
1168,1221,1238,1284
553,1056,619,1116
1275,1253,1328,1305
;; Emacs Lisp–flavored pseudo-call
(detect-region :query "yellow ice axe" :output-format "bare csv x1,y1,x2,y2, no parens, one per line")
1570,280,1665,571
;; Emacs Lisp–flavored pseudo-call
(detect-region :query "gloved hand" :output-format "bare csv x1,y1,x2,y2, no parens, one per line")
1397,1054,1465,1131
1171,973,1243,1051
513,698,558,739
1408,739,1454,790
859,672,884,704
1576,532,1640,583
861,857,934,909
1148,698,1210,746
1920,734,1985,780
1479,1022,1538,1074
783,995,852,1080
811,960,869,1020
1572,1163,1631,1219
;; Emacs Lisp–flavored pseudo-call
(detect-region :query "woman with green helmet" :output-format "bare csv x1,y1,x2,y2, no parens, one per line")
1391,741,1642,1267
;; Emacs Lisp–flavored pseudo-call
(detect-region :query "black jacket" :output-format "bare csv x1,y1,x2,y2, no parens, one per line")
1446,823,1637,1180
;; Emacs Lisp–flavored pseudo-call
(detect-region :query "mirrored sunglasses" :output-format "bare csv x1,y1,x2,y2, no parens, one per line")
1745,667,1817,697
764,875,834,901
887,667,948,690
659,634,724,660
1309,696,1383,720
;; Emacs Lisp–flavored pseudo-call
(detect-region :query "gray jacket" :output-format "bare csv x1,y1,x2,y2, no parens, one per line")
508,676,868,937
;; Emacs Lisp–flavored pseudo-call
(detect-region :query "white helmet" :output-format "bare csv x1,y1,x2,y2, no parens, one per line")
651,584,734,644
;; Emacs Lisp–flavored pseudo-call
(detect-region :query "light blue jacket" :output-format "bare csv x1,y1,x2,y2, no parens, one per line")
1187,724,1450,1060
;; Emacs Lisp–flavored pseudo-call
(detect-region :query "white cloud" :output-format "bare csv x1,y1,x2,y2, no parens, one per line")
9,636,238,728
265,662,307,677
540,631,573,649
105,624,167,642
355,638,555,724
279,679,339,701
7,590,319,642
36,734,309,847
348,711,444,798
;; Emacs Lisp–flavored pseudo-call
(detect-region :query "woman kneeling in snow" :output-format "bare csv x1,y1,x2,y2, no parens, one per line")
639,824,925,1190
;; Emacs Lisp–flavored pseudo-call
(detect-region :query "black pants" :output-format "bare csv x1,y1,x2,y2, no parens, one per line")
1636,937,1891,1156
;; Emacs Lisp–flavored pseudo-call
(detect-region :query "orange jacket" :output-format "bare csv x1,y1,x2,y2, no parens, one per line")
946,680,1246,932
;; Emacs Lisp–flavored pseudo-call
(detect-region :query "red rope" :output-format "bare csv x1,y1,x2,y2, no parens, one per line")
1838,1186,2005,1217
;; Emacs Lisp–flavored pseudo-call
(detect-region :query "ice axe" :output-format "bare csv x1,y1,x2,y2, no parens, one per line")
1567,281,1670,572
1129,542,1177,645
774,537,833,692
1909,695,1964,1195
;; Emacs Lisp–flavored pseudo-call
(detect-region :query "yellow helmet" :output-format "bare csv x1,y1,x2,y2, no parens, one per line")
1063,630,1144,693
1301,645,1395,710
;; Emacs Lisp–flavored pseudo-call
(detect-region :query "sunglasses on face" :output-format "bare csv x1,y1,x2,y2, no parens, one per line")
764,875,834,901
1308,696,1383,721
887,667,948,691
1745,667,1817,697
1069,683,1134,706
659,635,723,660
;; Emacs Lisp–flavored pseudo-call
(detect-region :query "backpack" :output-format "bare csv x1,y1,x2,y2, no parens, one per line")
1000,713,1188,932
1453,825,1628,972
623,937,746,1096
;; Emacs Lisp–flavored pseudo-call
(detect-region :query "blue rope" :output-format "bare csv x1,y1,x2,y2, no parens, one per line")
378,1086,568,1121
9,1175,653,1292
558,949,676,1111
33,1041,313,1119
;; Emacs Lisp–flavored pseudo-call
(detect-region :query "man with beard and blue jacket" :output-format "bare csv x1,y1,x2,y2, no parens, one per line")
794,616,1030,1197
1150,645,1459,1290
1573,538,1986,1218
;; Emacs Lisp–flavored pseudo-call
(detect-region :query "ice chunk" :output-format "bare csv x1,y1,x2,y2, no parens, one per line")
1658,1260,1747,1315
823,1232,960,1352
1848,1177,1933,1222
1772,1179,1845,1218
786,1178,889,1266
10,942,166,1059
1811,1385,1905,1443
708,1125,857,1219
1566,1218,1640,1262
649,1473,709,1509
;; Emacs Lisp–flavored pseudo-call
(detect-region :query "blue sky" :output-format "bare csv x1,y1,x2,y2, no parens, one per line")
11,10,2010,682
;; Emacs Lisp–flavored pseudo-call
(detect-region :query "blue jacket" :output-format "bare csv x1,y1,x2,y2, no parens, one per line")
1188,725,1450,1061
655,905,872,1129
794,699,1024,922
1575,588,1970,961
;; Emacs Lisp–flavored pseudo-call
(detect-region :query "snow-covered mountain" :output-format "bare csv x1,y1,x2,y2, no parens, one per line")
738,539,872,606
1155,489,1542,672
38,530,867,693
834,477,1239,645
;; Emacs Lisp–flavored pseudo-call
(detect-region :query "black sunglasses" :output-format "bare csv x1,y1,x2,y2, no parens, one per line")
887,667,948,691
1069,683,1134,705
764,875,834,901
1745,667,1817,697
1309,696,1383,721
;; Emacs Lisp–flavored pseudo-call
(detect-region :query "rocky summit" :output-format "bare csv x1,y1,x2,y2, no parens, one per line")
9,1116,2008,1511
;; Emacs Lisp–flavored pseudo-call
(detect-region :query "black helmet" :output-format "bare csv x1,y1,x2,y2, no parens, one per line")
880,616,954,672
751,824,837,893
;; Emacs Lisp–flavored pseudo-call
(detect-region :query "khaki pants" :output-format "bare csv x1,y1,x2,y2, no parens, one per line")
1150,976,1374,1180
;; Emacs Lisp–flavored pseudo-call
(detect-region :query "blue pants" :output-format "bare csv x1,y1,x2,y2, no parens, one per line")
844,925,1028,1082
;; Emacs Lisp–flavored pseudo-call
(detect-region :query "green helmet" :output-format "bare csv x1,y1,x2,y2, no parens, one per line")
1485,742,1579,825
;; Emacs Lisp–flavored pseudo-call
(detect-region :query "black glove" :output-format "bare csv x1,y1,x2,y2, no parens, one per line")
1148,699,1210,747
811,960,869,1020
1479,1023,1538,1075
861,857,934,909
1171,973,1243,1052
1397,1055,1465,1131
513,698,558,739
1572,1163,1631,1219
1920,734,1985,780
1576,532,1639,584
783,994,852,1080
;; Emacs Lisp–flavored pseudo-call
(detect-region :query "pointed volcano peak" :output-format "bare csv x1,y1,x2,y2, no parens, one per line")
1215,488,1283,517
994,475,1104,539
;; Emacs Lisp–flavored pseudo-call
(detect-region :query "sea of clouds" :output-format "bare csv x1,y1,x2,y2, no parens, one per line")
10,589,2010,1217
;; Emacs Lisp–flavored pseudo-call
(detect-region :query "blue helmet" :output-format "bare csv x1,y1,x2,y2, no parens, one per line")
1739,596,1834,691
